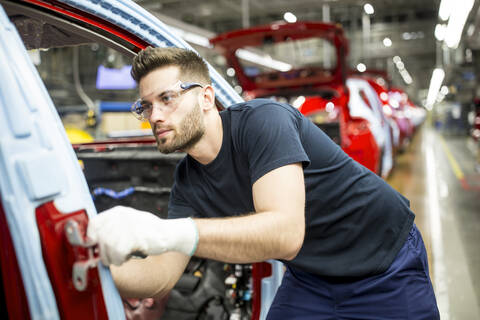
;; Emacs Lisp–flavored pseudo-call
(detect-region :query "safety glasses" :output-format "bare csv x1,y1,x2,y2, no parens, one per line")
131,81,203,121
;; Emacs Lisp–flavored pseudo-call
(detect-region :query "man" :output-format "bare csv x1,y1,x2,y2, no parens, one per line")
87,47,440,319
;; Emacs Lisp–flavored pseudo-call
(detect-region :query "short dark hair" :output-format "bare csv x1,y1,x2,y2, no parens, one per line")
131,47,211,84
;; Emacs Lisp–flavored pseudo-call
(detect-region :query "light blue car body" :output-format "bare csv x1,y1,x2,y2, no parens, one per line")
0,0,282,319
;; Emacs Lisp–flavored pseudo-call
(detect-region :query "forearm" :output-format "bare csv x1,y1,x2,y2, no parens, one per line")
194,210,304,263
110,252,189,299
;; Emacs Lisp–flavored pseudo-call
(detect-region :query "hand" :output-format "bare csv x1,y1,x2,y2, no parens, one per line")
86,206,198,266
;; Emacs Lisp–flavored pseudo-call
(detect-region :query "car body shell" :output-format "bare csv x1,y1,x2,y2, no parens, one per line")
211,21,382,175
0,0,281,319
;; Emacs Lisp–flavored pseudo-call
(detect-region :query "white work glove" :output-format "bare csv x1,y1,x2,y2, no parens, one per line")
86,206,198,266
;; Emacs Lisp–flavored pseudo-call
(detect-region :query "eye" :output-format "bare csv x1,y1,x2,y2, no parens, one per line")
160,91,177,104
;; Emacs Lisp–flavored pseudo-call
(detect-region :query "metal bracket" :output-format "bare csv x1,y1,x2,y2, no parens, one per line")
64,219,99,291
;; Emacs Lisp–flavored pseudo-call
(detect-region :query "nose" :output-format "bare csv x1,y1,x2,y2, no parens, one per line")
148,102,167,123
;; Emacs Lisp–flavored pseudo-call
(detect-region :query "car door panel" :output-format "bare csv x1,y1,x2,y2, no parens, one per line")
0,4,125,318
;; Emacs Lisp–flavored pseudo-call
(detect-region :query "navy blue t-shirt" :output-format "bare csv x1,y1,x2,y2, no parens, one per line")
168,99,414,277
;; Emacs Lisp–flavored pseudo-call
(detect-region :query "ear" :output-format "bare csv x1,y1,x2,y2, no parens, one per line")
200,85,215,111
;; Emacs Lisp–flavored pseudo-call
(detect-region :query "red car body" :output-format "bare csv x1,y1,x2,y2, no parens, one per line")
353,70,419,153
211,21,381,174
362,77,402,154
388,87,416,150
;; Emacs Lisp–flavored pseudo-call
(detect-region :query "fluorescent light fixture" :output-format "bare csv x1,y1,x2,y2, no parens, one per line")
170,25,292,73
426,68,445,110
364,3,374,15
236,49,292,72
383,37,392,47
436,93,445,103
357,63,366,72
445,0,474,48
170,23,294,73
400,69,413,84
467,24,475,36
438,0,454,21
393,56,412,85
440,85,449,95
284,12,297,23
292,96,306,109
169,26,212,48
435,24,447,41
401,32,425,40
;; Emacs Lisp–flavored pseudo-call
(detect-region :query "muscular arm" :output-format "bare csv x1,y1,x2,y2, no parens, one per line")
194,163,306,263
110,251,189,299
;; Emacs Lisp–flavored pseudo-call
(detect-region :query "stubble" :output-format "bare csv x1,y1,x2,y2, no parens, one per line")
155,102,205,154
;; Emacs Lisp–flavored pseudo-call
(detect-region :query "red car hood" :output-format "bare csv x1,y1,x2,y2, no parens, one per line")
210,21,349,92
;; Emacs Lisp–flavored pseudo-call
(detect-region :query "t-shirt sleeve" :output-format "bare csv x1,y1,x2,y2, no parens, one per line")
168,181,199,219
235,103,310,184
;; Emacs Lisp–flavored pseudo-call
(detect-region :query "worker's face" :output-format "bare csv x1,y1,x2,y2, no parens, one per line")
139,66,206,153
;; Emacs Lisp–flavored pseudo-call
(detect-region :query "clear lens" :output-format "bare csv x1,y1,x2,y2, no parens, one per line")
130,82,203,121
130,100,147,121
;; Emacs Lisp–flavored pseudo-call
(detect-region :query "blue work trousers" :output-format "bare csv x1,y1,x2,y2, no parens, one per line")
266,224,440,319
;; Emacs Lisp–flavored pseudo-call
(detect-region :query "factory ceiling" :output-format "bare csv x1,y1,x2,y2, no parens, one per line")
134,0,480,103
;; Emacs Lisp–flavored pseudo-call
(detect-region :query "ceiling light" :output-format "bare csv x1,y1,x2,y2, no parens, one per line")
284,12,297,23
383,37,392,47
440,85,449,95
235,49,292,72
234,85,243,94
364,3,374,15
438,0,454,21
400,69,413,85
376,77,386,87
445,0,474,48
170,25,292,73
426,68,445,110
169,26,212,48
226,68,236,77
292,96,306,109
393,56,412,85
435,24,447,41
357,63,367,72
467,24,475,36
436,92,445,103
402,32,412,40
402,31,425,40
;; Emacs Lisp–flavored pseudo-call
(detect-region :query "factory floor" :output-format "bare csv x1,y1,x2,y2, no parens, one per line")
387,123,480,319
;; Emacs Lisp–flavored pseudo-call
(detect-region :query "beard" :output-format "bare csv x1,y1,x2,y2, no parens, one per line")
154,102,206,154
